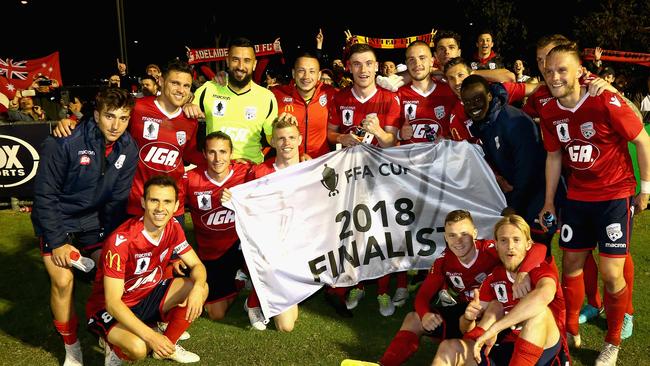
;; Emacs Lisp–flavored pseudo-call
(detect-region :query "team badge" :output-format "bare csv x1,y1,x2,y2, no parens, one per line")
434,105,446,120
342,108,354,126
143,120,159,140
133,257,151,275
245,106,257,120
449,275,465,289
494,136,500,149
80,155,91,166
494,283,508,303
606,223,623,242
114,154,126,169
213,100,226,117
580,122,596,139
176,131,187,146
319,94,327,107
404,103,417,120
556,123,570,143
198,193,212,210
474,272,487,284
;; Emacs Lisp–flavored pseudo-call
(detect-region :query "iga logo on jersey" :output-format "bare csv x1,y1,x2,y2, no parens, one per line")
565,140,600,170
201,209,236,231
140,142,181,172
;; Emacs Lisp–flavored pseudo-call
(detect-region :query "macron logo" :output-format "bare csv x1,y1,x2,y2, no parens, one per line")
115,234,127,247
609,96,621,108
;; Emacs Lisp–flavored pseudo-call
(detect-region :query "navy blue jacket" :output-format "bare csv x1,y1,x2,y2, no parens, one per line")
31,118,138,249
469,84,546,219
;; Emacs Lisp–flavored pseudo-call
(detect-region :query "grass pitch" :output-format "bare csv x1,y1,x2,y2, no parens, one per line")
1,209,649,365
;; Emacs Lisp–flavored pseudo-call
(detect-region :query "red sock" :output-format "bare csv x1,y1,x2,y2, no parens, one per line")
562,273,584,335
583,254,602,309
247,288,260,308
379,330,419,366
624,254,634,314
396,272,408,288
604,286,628,345
377,275,391,295
163,306,191,344
509,337,544,366
53,315,78,345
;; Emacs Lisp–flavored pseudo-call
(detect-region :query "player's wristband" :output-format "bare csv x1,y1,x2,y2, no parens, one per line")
641,180,650,194
463,326,486,341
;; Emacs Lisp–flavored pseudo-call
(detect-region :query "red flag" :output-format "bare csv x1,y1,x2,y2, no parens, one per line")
0,76,18,100
0,52,63,95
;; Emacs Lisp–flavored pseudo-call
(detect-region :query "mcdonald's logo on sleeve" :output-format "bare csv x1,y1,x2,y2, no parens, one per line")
105,250,122,272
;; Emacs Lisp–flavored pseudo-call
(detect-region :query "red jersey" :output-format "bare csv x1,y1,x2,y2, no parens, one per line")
523,75,598,119
184,163,250,260
501,82,527,105
397,81,457,143
272,82,336,158
539,91,642,201
414,240,546,320
448,101,478,143
328,87,401,146
247,159,278,181
127,96,202,216
479,259,565,341
86,217,192,315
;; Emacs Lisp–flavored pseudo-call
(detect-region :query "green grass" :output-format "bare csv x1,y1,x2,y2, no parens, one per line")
1,209,649,365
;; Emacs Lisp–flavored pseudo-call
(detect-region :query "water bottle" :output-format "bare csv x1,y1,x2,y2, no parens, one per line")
542,212,556,232
70,251,95,272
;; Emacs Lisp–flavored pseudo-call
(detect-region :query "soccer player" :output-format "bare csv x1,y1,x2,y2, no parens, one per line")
538,44,650,365
432,215,566,366
32,88,138,366
326,42,401,316
86,176,208,365
222,117,303,331
53,59,203,223
397,40,457,144
379,210,546,366
327,43,400,149
184,131,251,322
191,37,279,164
271,50,336,158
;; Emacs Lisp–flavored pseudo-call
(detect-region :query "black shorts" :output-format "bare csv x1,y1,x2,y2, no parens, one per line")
477,337,561,366
424,303,465,341
40,230,103,255
87,278,171,339
559,197,633,257
205,242,244,304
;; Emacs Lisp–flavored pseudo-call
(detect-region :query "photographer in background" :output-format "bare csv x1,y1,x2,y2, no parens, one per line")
7,90,46,122
31,75,66,120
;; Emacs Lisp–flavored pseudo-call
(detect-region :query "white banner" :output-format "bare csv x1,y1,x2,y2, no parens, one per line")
226,140,506,318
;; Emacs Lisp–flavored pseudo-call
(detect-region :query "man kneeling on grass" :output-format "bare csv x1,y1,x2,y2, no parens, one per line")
378,210,545,366
86,176,208,365
432,215,567,366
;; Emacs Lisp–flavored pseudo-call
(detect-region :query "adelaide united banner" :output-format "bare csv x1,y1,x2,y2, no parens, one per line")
225,141,506,319
186,39,282,64
348,30,437,48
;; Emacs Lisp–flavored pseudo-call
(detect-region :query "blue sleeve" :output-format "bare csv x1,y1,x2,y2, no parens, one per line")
32,137,71,249
507,116,541,215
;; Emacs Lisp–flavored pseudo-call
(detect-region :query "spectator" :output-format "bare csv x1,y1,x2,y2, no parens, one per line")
31,75,65,120
115,58,139,93
600,67,616,84
320,68,336,87
146,63,162,84
513,59,535,83
139,75,159,97
381,60,397,77
470,30,505,70
8,96,45,122
108,74,121,88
